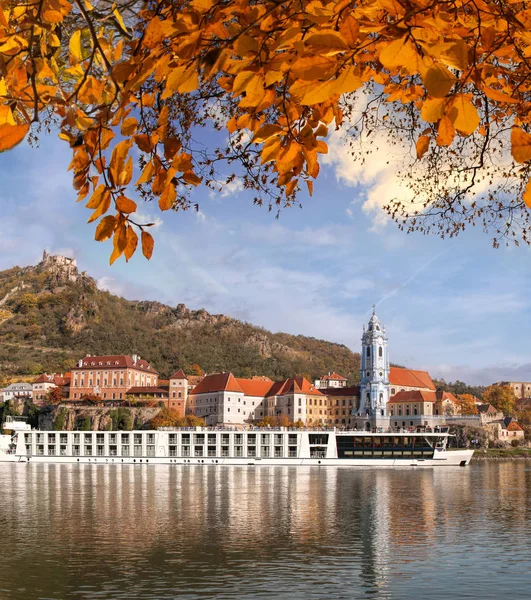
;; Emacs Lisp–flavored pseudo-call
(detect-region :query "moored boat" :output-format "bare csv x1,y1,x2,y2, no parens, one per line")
0,417,473,467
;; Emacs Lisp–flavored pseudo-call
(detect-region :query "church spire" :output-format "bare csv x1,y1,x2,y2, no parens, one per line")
355,306,391,429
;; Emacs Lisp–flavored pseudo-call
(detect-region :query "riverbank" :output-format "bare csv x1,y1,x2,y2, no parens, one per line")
472,447,531,460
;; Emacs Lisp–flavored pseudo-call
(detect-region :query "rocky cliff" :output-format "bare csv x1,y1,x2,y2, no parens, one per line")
0,253,360,382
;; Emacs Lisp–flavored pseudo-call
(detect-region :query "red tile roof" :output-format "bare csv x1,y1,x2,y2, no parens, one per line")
389,390,456,404
33,373,71,386
389,367,435,390
169,369,187,380
389,390,437,404
267,377,323,397
189,373,323,398
506,421,523,431
190,372,243,395
72,355,158,374
322,372,347,381
236,378,276,397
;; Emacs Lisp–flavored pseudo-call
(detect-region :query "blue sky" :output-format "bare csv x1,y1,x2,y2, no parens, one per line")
1,130,530,385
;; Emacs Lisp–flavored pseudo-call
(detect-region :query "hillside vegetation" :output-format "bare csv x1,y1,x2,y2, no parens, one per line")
0,256,360,382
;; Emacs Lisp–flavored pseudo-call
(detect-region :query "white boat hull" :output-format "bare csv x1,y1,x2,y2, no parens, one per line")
0,449,474,467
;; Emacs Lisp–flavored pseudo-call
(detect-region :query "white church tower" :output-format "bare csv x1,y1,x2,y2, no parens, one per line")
355,306,391,431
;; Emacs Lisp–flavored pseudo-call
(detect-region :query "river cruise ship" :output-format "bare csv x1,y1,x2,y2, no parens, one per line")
0,418,473,467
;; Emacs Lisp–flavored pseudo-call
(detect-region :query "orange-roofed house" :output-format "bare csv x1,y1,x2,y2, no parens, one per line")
187,372,274,425
389,366,435,395
32,373,71,405
186,373,325,426
69,354,158,401
387,390,460,429
264,377,325,424
314,372,348,389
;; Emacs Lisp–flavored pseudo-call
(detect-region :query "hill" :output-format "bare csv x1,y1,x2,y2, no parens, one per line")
0,253,360,382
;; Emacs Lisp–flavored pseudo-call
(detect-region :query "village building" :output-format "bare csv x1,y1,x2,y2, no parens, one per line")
186,373,324,426
387,390,459,429
32,373,71,405
169,369,189,403
314,372,347,389
324,386,359,427
264,377,324,424
389,366,435,395
186,373,273,425
487,417,525,442
0,383,33,402
493,381,531,400
69,354,158,400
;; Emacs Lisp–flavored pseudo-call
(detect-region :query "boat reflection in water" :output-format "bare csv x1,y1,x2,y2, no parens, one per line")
2,461,530,600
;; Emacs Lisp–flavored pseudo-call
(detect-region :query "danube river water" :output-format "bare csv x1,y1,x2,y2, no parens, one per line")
0,462,530,600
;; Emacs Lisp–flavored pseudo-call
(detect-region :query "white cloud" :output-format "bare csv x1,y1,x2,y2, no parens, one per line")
131,210,163,230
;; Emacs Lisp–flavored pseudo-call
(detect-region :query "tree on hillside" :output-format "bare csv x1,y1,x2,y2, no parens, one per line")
151,409,205,428
433,379,485,400
3,1,531,261
455,394,478,416
482,385,517,417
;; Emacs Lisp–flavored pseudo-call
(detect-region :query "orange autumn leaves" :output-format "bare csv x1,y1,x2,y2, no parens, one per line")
2,1,531,261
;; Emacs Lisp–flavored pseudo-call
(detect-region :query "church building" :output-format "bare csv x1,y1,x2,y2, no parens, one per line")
354,307,391,430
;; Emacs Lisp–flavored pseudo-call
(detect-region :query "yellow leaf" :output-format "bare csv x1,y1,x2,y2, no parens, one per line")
421,97,446,123
291,56,336,81
261,138,281,164
164,66,199,95
141,231,154,259
331,66,362,95
253,124,283,144
172,152,193,172
285,178,298,197
436,116,455,146
234,34,259,56
109,244,122,265
430,40,469,70
290,79,333,105
69,30,82,62
116,195,137,214
159,182,176,210
304,31,348,56
423,64,456,98
136,161,155,185
87,191,111,222
118,156,134,186
379,36,418,70
416,135,430,159
115,223,128,252
113,6,127,32
448,94,480,136
109,139,133,185
233,71,256,95
182,170,202,185
511,127,531,164
306,180,313,196
483,87,519,105
95,215,117,241
521,178,531,209
86,184,106,209
121,117,138,136
124,227,138,262
0,123,29,151
0,106,15,126
239,74,265,107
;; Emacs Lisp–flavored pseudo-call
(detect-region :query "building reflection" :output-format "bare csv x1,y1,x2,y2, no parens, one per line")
1,462,530,599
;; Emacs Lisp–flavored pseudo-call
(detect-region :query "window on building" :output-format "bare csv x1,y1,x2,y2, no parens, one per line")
379,347,382,357
367,347,371,358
